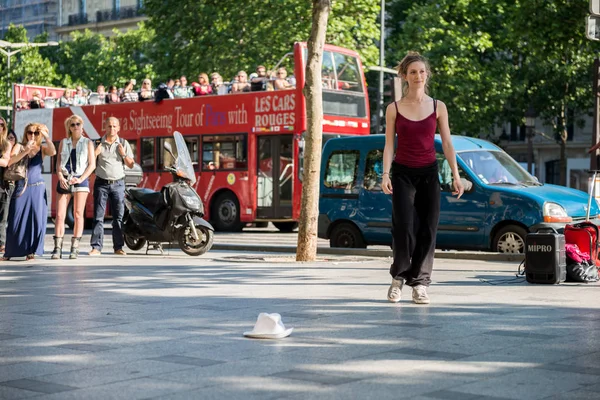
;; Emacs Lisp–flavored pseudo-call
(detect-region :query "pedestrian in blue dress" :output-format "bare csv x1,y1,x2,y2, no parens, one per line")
3,123,57,260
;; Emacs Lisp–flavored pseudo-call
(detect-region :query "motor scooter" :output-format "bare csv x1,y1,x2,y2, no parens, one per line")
123,131,214,256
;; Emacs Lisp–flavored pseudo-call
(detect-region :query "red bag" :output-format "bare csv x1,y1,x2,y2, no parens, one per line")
564,222,600,267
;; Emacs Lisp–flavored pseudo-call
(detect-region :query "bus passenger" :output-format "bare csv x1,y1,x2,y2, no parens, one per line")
173,76,192,98
274,68,295,90
121,80,139,102
89,117,134,256
193,73,213,96
29,90,45,109
52,115,96,259
73,86,87,106
139,79,154,101
106,85,121,104
251,65,268,91
211,73,228,94
382,52,463,305
59,89,74,107
232,71,251,93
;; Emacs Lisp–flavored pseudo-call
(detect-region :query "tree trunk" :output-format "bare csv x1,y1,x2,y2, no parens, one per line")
559,105,568,187
296,0,331,262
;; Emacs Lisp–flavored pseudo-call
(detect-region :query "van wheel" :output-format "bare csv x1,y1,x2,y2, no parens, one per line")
330,223,366,248
492,225,527,253
212,192,243,232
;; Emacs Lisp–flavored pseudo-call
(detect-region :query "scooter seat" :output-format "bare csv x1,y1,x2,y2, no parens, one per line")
128,188,166,213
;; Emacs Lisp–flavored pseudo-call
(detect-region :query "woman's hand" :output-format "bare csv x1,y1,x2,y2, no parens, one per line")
59,176,70,190
68,176,81,185
382,174,393,195
39,127,50,141
453,176,465,199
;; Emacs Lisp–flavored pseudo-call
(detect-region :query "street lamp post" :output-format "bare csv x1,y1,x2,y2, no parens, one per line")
525,105,537,175
0,40,59,122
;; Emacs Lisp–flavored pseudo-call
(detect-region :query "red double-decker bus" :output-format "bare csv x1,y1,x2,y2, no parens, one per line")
12,42,370,231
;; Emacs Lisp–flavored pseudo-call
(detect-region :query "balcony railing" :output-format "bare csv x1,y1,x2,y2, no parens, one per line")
65,5,144,26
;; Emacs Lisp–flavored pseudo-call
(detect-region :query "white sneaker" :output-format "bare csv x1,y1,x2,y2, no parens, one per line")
387,278,404,303
412,285,430,304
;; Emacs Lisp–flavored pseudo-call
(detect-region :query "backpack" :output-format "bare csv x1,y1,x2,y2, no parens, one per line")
565,243,600,282
564,222,600,267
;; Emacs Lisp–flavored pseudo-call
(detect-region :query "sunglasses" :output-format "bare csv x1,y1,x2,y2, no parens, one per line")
26,130,40,136
0,122,5,127
70,122,82,127
8,136,15,141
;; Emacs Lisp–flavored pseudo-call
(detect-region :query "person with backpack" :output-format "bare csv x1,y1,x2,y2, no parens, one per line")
89,117,134,256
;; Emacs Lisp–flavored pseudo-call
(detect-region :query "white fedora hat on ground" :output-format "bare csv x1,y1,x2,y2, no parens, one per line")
243,313,294,339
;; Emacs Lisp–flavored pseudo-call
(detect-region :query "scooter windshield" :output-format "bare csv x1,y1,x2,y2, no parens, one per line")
173,131,197,185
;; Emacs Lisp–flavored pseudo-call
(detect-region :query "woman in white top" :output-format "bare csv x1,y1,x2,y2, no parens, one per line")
52,115,96,259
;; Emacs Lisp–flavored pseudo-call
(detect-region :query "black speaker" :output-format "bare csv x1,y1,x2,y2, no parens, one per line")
525,229,566,284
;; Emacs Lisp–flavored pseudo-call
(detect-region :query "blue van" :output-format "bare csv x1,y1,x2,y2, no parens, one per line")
318,134,600,253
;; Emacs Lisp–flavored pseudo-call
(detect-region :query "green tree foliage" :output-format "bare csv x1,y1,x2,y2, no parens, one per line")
53,24,156,90
0,25,59,110
388,0,600,142
387,0,514,136
143,0,379,81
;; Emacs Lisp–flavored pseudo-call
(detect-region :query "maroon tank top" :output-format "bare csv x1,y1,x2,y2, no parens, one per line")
394,99,437,167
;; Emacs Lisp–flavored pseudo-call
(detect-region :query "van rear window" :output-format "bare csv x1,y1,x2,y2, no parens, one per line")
324,150,359,189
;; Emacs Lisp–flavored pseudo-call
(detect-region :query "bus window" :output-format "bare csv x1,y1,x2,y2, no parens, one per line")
185,136,200,171
364,150,383,191
141,137,155,172
128,139,138,162
324,150,359,189
332,52,363,93
159,136,200,171
202,134,247,170
322,51,367,118
158,137,177,171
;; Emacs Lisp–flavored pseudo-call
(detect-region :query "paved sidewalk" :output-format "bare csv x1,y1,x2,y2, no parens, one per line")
0,250,599,399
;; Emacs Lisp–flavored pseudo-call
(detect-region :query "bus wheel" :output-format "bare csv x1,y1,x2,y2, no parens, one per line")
273,222,298,232
330,223,366,248
65,199,75,230
492,225,527,253
212,192,243,232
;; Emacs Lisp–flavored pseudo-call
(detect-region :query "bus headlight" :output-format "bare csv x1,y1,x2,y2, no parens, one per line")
543,202,572,223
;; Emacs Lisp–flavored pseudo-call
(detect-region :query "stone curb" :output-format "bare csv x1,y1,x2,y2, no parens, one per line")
211,243,525,262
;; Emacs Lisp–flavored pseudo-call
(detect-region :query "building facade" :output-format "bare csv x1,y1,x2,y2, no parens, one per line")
54,0,146,40
0,0,59,40
490,115,594,193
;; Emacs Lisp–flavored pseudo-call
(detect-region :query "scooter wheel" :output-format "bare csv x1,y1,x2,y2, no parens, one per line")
178,225,214,256
124,234,147,251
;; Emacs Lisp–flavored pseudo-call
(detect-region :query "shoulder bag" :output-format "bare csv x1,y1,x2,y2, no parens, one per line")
4,152,28,181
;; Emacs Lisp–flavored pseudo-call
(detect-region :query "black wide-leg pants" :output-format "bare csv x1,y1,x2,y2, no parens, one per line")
390,162,441,287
